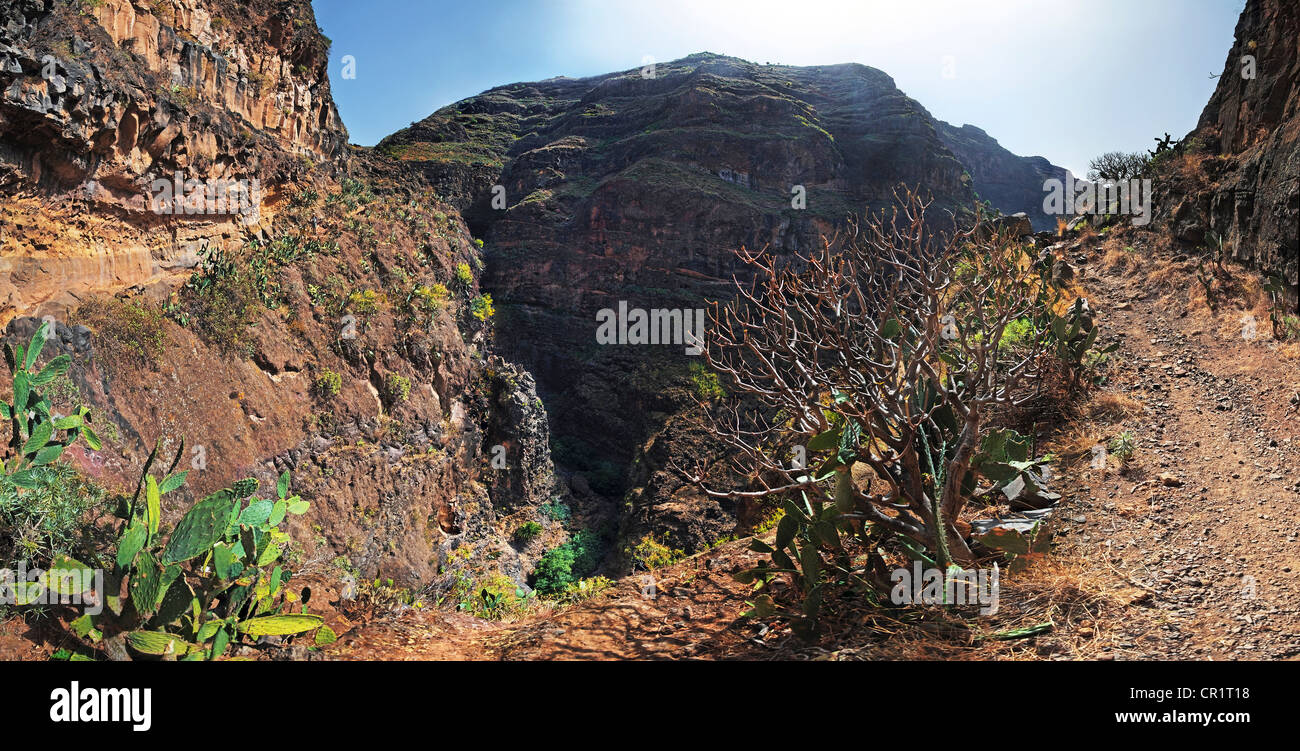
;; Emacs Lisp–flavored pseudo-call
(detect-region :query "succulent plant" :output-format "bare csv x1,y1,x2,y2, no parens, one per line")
63,438,321,661
1,321,100,486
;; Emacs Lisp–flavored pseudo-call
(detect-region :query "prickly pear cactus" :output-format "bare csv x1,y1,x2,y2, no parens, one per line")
162,489,238,563
61,447,320,661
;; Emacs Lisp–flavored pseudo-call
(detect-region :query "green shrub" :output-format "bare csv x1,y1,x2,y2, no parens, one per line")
0,464,106,574
453,262,473,290
540,497,570,523
383,373,411,404
1108,431,1136,464
291,189,318,207
1280,314,1300,340
0,323,107,618
470,294,495,322
513,521,543,544
174,248,262,356
457,573,532,620
314,369,342,398
689,362,725,400
73,297,167,367
999,317,1035,349
413,283,451,312
347,289,384,315
531,529,601,596
551,576,613,605
629,534,683,571
193,271,262,355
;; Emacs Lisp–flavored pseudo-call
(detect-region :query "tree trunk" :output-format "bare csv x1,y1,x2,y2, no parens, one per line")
939,407,980,565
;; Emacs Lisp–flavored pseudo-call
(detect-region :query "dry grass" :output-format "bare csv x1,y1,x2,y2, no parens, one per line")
1276,341,1300,362
1060,423,1107,455
1173,151,1216,188
982,555,1122,660
70,295,169,369
1171,260,1280,341
1101,239,1144,274
1144,257,1195,290
790,552,1123,661
1073,391,1143,423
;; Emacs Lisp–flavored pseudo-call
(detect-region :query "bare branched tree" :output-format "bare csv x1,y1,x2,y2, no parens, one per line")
691,189,1059,583
1087,151,1150,182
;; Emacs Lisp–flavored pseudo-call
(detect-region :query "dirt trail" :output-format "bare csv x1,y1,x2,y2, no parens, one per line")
330,542,772,661
1049,239,1300,659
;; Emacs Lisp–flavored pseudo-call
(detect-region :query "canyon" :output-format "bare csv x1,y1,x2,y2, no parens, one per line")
379,52,1072,561
1,0,1294,634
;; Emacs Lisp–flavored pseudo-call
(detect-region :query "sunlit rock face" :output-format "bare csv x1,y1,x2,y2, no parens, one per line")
0,0,561,592
0,0,347,322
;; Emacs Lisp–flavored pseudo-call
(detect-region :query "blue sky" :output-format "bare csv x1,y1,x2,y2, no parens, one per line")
312,0,1246,176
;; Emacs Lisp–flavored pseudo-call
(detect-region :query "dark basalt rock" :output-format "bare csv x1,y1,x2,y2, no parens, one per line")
1155,0,1300,308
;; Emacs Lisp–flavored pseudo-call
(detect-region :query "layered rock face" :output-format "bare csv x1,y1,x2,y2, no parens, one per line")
1158,0,1299,304
381,53,1061,557
0,0,561,591
0,0,347,321
937,121,1069,231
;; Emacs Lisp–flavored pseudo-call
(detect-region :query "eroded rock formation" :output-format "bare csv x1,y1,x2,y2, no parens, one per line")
0,0,345,320
936,121,1069,231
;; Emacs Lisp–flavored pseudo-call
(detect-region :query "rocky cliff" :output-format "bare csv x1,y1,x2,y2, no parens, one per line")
936,121,1068,231
0,0,562,595
0,0,352,320
1156,0,1299,305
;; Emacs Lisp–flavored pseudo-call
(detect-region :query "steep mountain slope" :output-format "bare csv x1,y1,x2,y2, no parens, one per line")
380,53,1062,559
1155,0,1299,306
936,121,1069,231
0,0,561,597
